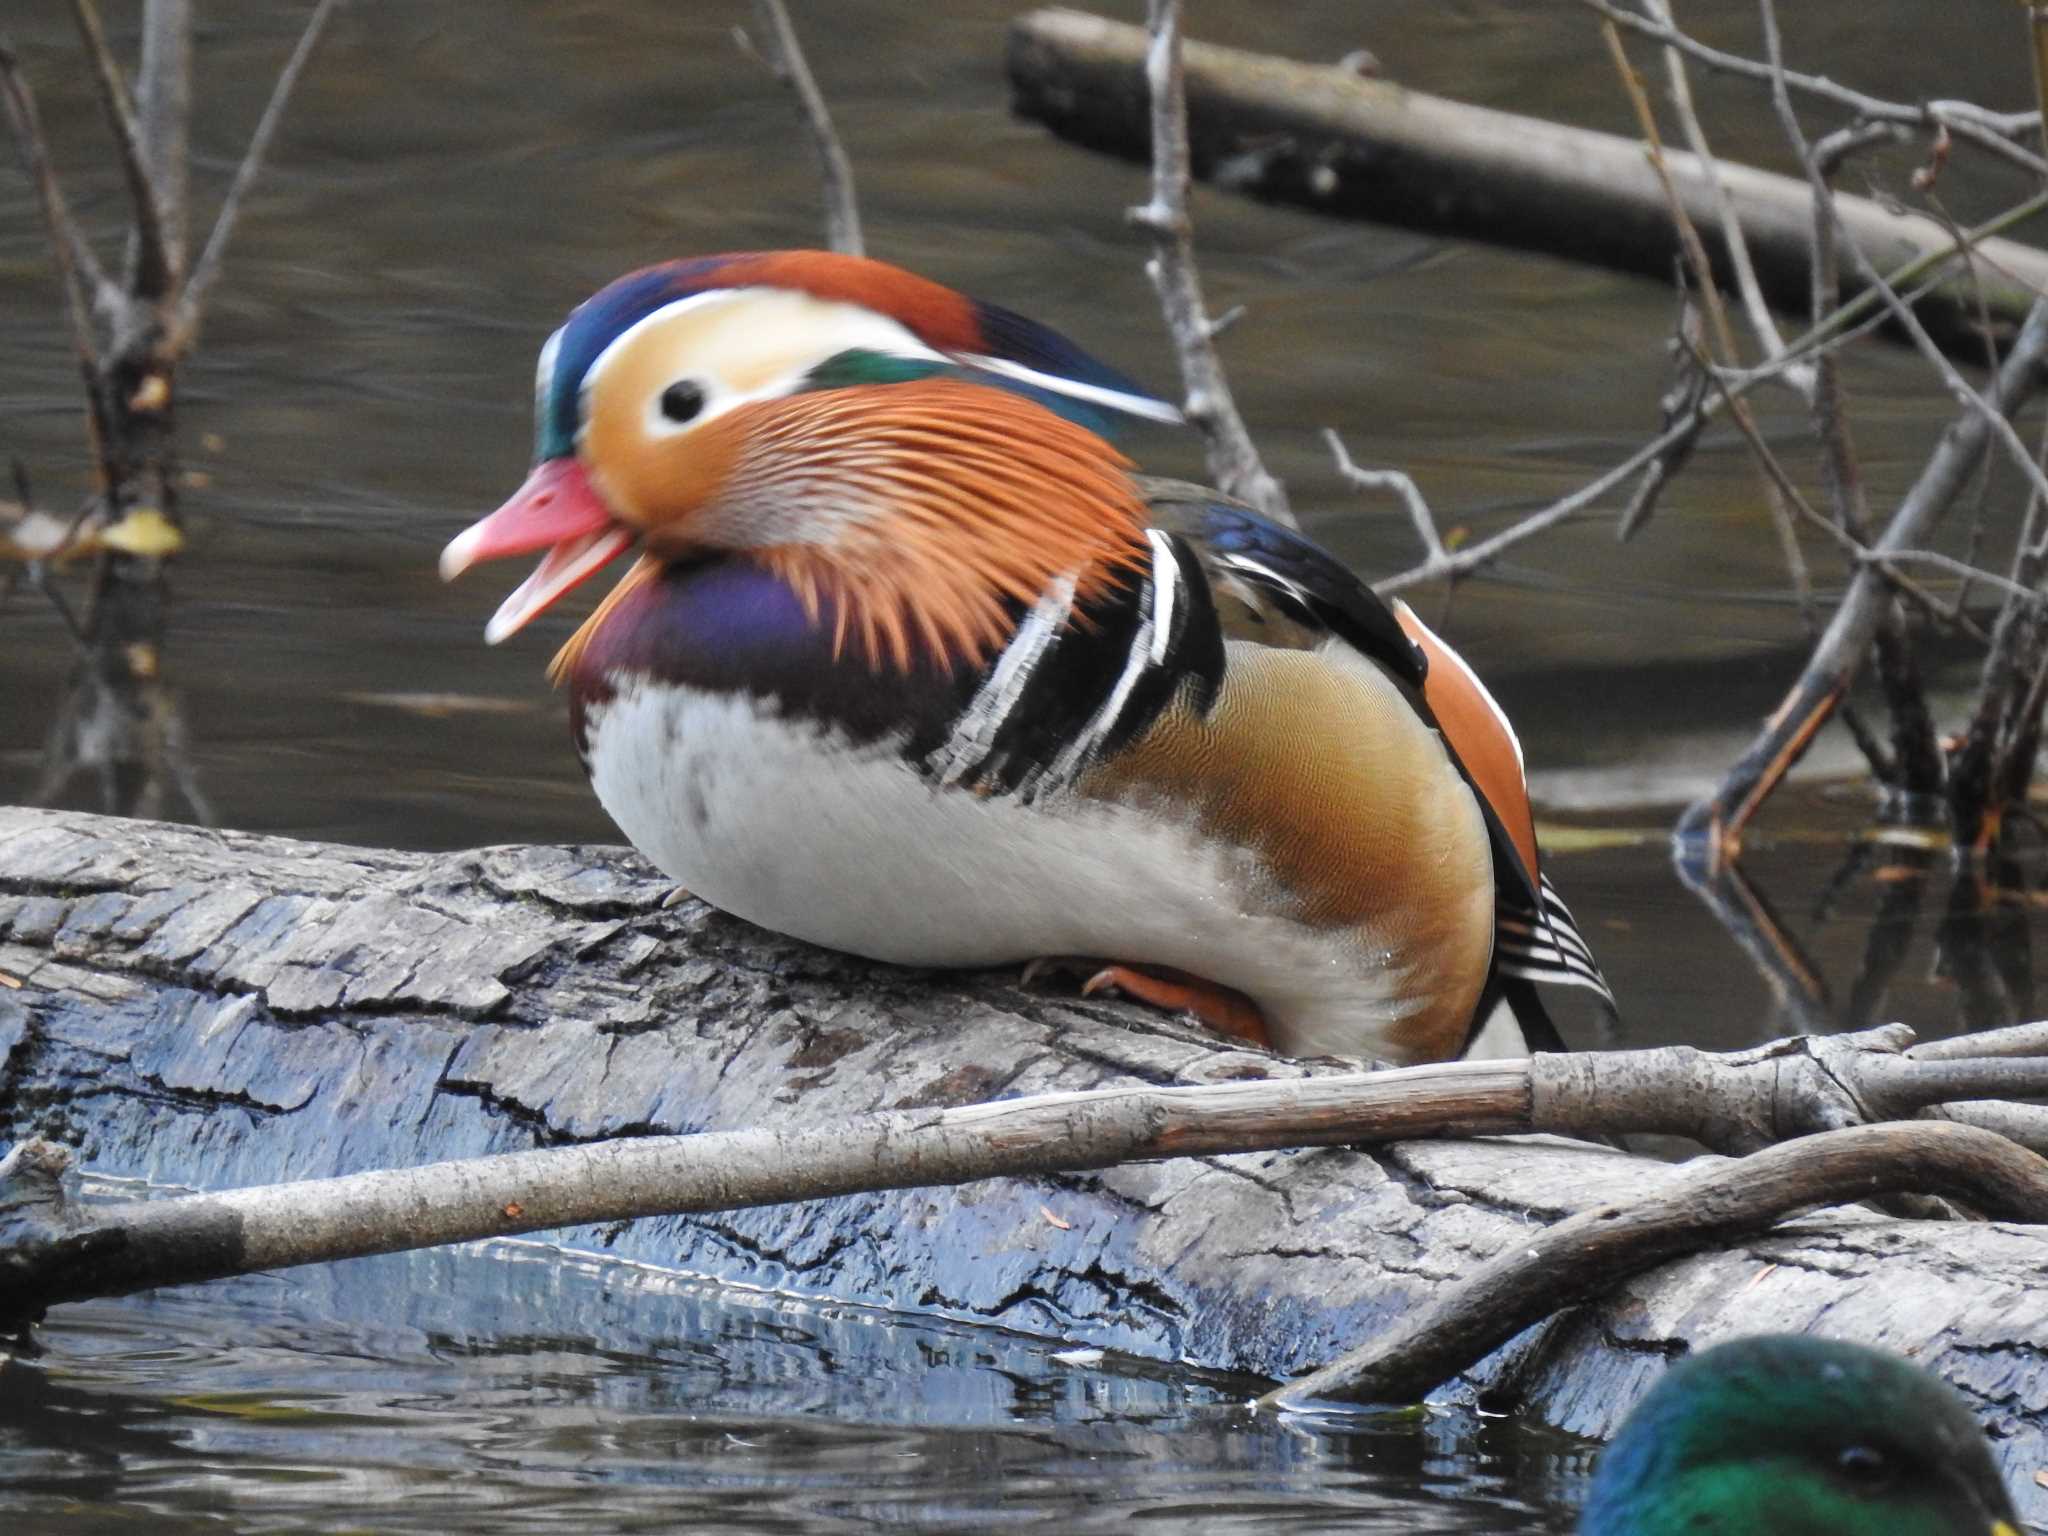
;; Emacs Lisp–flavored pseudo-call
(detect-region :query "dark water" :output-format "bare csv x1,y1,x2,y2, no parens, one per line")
1,0,2043,1529
2,1222,1586,1534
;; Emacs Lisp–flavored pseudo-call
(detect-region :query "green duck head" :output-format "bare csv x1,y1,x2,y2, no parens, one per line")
1579,1335,2021,1536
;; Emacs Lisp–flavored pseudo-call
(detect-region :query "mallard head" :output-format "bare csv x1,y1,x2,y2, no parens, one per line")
1581,1335,2020,1536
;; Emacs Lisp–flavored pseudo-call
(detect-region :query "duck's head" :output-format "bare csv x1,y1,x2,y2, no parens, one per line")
1581,1335,2020,1536
440,251,1173,662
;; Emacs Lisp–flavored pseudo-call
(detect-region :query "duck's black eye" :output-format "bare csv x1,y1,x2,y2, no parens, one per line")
659,380,705,424
1835,1445,1892,1492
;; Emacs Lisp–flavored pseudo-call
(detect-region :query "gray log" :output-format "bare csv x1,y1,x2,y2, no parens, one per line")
2,804,2046,1516
1006,8,2048,359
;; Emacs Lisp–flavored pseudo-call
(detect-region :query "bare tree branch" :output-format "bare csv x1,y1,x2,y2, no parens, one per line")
67,0,176,300
12,1025,2048,1330
0,38,114,383
746,0,862,257
1127,0,1290,525
1757,4,2048,523
131,0,190,291
1324,429,1444,564
173,0,342,350
1677,296,2048,863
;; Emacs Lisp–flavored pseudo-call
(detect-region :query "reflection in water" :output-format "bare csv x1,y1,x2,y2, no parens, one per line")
1678,829,2044,1047
0,1241,1581,1534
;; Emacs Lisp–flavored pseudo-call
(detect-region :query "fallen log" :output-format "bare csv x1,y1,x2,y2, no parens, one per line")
1005,8,2048,359
3,805,2048,1518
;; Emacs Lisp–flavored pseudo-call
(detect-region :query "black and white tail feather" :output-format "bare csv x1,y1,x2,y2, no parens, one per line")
1497,875,1616,1012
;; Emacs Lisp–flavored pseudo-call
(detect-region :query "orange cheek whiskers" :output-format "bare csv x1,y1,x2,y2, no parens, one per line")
728,381,1152,674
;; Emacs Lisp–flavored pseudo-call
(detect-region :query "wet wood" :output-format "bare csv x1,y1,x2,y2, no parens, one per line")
3,805,2048,1519
1006,8,2048,359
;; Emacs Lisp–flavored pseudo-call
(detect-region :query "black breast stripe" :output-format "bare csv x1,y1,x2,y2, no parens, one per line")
920,530,1225,801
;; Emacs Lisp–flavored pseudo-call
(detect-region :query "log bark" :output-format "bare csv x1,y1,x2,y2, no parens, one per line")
1005,8,2048,359
4,806,2048,1517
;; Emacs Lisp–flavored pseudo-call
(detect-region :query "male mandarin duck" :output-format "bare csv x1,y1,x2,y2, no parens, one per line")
1581,1335,2021,1536
440,251,1612,1065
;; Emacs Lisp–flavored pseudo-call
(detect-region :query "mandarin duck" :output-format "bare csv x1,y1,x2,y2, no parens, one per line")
441,251,1612,1065
1581,1335,2021,1536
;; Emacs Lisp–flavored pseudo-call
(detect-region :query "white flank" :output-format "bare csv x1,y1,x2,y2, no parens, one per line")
581,681,1419,1059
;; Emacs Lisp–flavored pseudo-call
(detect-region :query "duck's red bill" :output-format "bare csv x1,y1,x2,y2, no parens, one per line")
439,458,634,644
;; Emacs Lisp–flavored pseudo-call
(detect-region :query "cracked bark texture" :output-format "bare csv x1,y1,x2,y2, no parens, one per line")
1,805,2046,1512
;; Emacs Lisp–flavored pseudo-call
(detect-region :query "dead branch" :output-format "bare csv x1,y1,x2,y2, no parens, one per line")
1262,1121,2048,1411
1323,430,1443,566
1602,20,1808,600
1007,9,2048,361
4,4,333,825
746,0,862,258
68,0,174,300
1127,0,1289,525
0,41,112,400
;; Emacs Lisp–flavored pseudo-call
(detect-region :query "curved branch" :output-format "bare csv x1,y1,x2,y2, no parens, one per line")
1262,1121,2048,1410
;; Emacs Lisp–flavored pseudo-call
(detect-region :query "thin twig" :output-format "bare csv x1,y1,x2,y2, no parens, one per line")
1695,347,2002,637
1677,296,2048,860
131,0,190,289
1758,5,2048,523
172,0,340,348
746,0,862,258
1602,20,1811,617
1378,209,2037,596
68,0,175,298
0,39,113,376
1128,0,1290,525
1575,0,2047,178
1324,429,1444,563
1640,0,1806,394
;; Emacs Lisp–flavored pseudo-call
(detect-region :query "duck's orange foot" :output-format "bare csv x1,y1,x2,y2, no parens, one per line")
1024,957,1272,1050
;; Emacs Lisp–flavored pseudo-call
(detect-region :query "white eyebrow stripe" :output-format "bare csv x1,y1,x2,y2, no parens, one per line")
962,353,1183,425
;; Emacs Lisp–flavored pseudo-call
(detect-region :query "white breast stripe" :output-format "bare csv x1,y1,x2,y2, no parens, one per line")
1145,529,1178,666
1037,540,1168,792
928,573,1077,788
